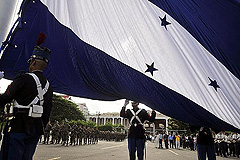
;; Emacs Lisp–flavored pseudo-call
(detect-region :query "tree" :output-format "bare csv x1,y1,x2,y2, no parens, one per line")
98,122,114,131
168,118,189,131
98,122,125,132
69,120,96,128
50,94,85,122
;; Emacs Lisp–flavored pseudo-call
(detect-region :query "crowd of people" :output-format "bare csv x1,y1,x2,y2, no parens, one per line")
214,131,240,158
151,131,240,158
39,121,126,146
152,132,195,150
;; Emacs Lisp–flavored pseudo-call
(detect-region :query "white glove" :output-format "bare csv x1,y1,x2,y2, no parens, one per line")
0,71,4,80
123,99,129,107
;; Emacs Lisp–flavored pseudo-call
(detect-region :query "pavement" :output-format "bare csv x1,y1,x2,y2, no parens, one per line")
34,140,240,160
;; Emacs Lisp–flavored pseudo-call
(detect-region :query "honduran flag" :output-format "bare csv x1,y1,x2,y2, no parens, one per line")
0,0,240,132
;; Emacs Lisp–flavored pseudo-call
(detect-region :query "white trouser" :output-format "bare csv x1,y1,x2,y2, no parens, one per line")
176,141,180,149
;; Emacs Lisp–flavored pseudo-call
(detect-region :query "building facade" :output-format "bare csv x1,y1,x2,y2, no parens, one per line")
88,112,169,135
76,103,89,118
61,95,90,118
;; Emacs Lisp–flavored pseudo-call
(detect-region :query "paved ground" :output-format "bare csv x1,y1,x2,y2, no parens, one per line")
34,140,240,160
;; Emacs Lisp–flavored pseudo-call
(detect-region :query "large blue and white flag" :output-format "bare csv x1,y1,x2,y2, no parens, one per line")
0,0,240,132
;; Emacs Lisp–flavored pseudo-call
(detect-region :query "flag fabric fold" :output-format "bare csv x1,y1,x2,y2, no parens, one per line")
0,0,239,132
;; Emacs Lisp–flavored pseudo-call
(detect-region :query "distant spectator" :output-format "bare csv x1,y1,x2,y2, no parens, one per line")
169,134,174,148
158,131,163,149
176,134,181,149
193,135,197,150
164,132,169,149
189,134,194,151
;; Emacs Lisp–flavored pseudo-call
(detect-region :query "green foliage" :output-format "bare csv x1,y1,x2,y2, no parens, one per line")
69,120,96,127
98,122,113,131
168,118,189,130
98,122,125,132
168,118,198,135
50,94,85,122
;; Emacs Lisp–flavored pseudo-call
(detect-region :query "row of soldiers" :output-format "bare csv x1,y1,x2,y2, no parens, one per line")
214,131,240,158
41,121,126,146
99,131,126,142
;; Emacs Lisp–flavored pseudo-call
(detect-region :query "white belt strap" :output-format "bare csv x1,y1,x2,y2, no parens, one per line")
12,73,49,118
129,109,143,126
13,101,30,108
28,73,49,106
13,73,49,109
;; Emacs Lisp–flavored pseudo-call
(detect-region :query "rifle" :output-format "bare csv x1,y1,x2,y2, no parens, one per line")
0,103,14,160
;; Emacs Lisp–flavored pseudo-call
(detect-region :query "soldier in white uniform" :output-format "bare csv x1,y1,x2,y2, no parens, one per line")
216,131,228,157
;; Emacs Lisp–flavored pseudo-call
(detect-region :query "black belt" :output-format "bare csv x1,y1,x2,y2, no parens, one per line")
13,108,29,114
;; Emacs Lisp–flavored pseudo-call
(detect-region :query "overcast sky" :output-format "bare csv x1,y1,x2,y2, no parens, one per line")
0,78,151,114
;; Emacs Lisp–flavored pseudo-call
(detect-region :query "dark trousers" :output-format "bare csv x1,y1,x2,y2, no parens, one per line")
158,139,163,148
159,139,163,148
219,142,227,157
235,142,240,158
169,140,174,148
197,144,216,160
165,140,169,149
43,132,50,144
128,138,145,160
214,143,219,156
0,130,40,160
229,143,235,156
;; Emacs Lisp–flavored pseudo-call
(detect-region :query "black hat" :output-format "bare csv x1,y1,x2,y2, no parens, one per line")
28,32,51,64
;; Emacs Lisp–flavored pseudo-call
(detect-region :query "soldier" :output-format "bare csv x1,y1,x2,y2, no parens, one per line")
214,138,220,156
70,122,78,145
228,132,235,157
102,131,105,141
59,122,65,145
120,99,156,160
60,121,71,146
87,126,93,144
0,33,53,160
83,126,88,145
235,133,240,158
77,124,83,145
106,131,111,141
96,128,100,144
99,131,103,141
51,121,60,144
216,131,228,157
43,121,52,144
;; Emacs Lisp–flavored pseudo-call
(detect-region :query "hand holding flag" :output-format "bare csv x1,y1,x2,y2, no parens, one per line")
123,99,130,107
0,71,4,80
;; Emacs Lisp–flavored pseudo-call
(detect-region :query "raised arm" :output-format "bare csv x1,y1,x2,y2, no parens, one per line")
146,109,156,122
120,99,129,118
